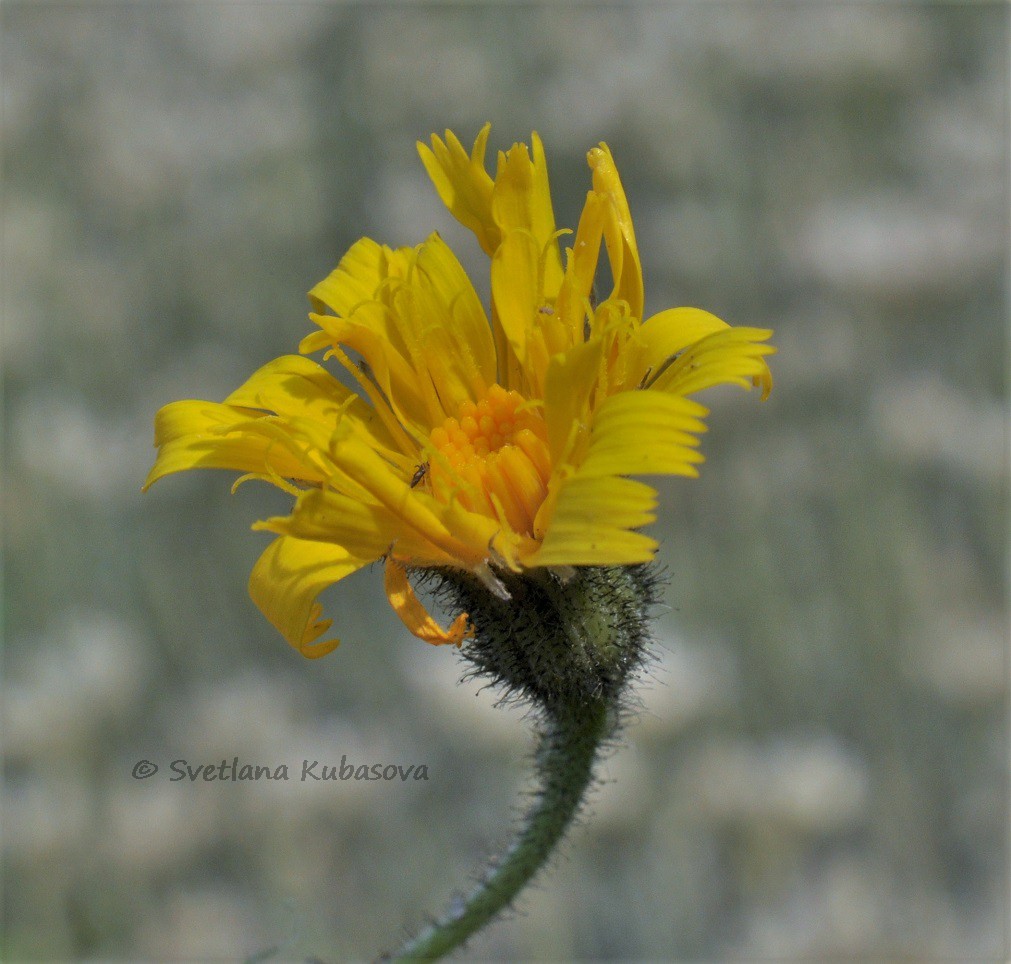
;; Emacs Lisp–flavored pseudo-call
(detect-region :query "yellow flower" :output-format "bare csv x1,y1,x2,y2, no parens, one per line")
144,125,774,658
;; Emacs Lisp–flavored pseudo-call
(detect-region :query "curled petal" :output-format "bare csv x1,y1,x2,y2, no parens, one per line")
384,558,472,645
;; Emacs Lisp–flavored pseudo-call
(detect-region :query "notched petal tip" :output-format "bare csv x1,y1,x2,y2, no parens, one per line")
299,626,341,660
419,125,498,256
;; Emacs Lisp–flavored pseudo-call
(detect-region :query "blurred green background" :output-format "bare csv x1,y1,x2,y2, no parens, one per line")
3,3,1007,961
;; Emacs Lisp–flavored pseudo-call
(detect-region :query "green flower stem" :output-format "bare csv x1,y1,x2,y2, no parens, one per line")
387,697,610,961
380,564,655,960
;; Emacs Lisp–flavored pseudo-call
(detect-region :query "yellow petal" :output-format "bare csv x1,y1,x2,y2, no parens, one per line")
588,144,644,320
255,488,458,567
308,305,431,431
650,326,776,398
384,558,472,645
315,341,420,461
147,353,392,496
529,474,659,566
217,413,345,490
415,233,496,391
529,133,566,295
555,191,606,343
491,134,564,296
308,237,386,317
418,125,499,256
635,307,730,382
578,390,708,479
542,338,604,465
248,536,378,658
490,230,538,368
143,400,323,490
330,428,493,566
224,355,399,452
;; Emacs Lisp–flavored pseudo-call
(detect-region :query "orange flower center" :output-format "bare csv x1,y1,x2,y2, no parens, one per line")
427,384,551,535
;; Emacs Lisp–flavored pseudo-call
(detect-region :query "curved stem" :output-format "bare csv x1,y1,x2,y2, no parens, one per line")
387,699,610,961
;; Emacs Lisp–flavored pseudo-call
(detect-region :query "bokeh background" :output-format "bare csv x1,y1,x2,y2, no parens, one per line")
3,3,1007,961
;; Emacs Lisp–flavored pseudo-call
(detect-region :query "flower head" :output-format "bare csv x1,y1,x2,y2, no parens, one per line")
145,125,774,657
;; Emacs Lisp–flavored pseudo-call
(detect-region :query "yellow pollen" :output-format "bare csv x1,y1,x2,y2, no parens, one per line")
427,385,551,535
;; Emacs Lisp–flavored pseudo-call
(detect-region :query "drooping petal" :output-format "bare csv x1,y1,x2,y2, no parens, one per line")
384,558,472,645
418,125,499,256
248,536,379,658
